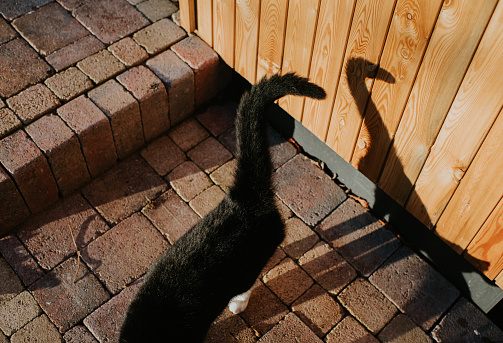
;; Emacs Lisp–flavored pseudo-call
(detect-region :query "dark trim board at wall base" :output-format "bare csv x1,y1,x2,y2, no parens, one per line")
265,103,503,314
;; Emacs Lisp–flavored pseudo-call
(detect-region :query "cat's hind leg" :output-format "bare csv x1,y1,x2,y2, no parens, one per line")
228,288,252,314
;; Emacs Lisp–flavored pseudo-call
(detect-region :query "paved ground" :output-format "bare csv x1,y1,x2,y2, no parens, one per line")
1,0,503,342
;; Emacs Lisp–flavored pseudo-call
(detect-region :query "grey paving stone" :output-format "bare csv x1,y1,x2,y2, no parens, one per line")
136,0,178,22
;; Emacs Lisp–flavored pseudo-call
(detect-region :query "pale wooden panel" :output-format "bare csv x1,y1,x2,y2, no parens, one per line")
325,0,397,161
278,0,320,121
301,0,357,140
496,270,503,289
379,0,498,205
351,0,443,183
213,0,235,67
179,0,196,32
235,0,261,83
196,0,213,46
465,196,503,280
436,108,503,253
406,0,503,226
256,0,289,81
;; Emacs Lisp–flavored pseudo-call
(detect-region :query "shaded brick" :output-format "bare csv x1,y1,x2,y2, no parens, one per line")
274,154,347,226
57,95,118,178
379,314,433,343
25,114,91,196
260,247,286,278
268,127,298,170
10,314,62,343
315,199,400,276
12,3,88,55
45,67,93,101
133,19,186,55
0,108,22,139
17,194,109,271
281,217,319,260
325,316,379,343
189,185,226,217
56,0,86,10
0,0,52,20
0,258,24,306
369,246,459,330
46,35,105,72
205,308,258,343
117,65,170,141
0,331,6,343
0,18,17,44
210,159,237,193
147,50,194,124
63,325,99,343
77,50,126,84
108,37,149,67
0,38,53,98
142,189,199,244
0,291,42,336
0,235,44,286
81,213,168,294
0,130,59,213
167,161,213,201
88,80,145,159
74,0,149,44
196,103,237,136
6,83,60,124
188,137,233,174
141,135,186,176
257,313,322,343
0,166,29,234
137,0,178,22
168,117,209,152
275,195,293,222
218,126,237,155
82,155,167,224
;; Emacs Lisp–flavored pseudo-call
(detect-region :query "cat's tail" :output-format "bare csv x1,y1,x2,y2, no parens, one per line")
230,73,326,201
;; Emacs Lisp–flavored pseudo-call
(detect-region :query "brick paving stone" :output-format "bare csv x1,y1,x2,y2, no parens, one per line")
63,325,99,343
188,137,233,174
12,3,88,56
0,235,44,286
281,217,319,260
45,67,93,101
274,195,293,222
260,248,287,278
137,0,178,22
17,194,109,271
315,198,401,276
133,19,186,55
205,308,258,343
46,35,105,72
369,246,460,331
0,258,24,307
141,135,185,176
189,185,226,217
82,155,167,224
0,106,22,136
172,36,220,106
0,18,17,44
291,284,344,337
0,38,53,98
25,114,91,196
298,242,357,296
57,95,118,178
263,257,313,306
379,314,433,343
77,50,126,84
196,103,237,136
171,10,181,26
0,165,29,233
0,130,59,213
431,298,503,342
0,291,42,336
6,83,60,124
10,314,62,343
108,37,149,67
84,278,143,343
239,281,289,335
74,0,149,44
257,313,322,343
325,316,379,343
142,189,199,244
81,213,168,294
0,0,52,20
210,159,237,193
0,331,7,343
274,154,347,226
146,50,194,124
268,127,298,170
56,0,86,10
117,65,170,142
167,161,213,201
218,126,237,156
338,278,398,334
168,117,209,152
88,80,145,159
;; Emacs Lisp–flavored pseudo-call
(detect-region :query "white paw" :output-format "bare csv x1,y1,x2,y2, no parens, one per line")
228,290,252,314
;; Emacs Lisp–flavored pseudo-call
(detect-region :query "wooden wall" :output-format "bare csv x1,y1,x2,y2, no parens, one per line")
180,0,503,288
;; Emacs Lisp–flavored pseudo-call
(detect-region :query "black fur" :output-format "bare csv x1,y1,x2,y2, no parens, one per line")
119,73,326,342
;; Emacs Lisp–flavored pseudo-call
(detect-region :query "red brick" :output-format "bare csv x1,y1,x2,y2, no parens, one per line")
108,37,149,67
205,308,258,343
196,102,237,136
88,80,145,159
46,35,105,72
56,0,86,10
0,258,24,306
136,0,178,22
268,128,298,170
25,114,91,196
380,314,433,343
189,185,226,217
81,213,168,294
45,67,94,101
29,257,110,333
117,66,170,141
275,195,293,222
9,314,62,343
63,325,99,343
0,0,52,20
133,19,186,55
218,126,237,155
6,83,60,124
188,137,233,174
210,159,237,192
0,167,29,233
167,161,213,201
325,316,379,343
0,235,44,286
0,18,17,44
0,130,59,213
140,135,185,176
172,36,220,106
257,313,322,343
168,117,209,152
0,108,21,139
0,291,42,336
281,217,319,260
57,95,118,178
77,49,126,84
260,247,286,278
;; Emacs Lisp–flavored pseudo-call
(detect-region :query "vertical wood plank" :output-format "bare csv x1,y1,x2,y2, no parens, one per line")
213,0,235,67
379,0,498,205
496,270,503,289
405,0,503,226
324,0,397,161
256,0,289,81
179,0,197,33
301,0,357,141
197,0,213,46
278,0,320,121
235,0,261,83
351,0,443,183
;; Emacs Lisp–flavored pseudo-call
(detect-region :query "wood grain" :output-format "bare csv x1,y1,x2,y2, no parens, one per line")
496,270,503,289
179,0,196,32
196,0,213,46
351,0,443,183
379,0,498,205
213,0,235,67
235,0,261,83
406,0,503,226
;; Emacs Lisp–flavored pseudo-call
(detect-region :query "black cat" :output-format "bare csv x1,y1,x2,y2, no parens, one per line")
119,73,326,342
